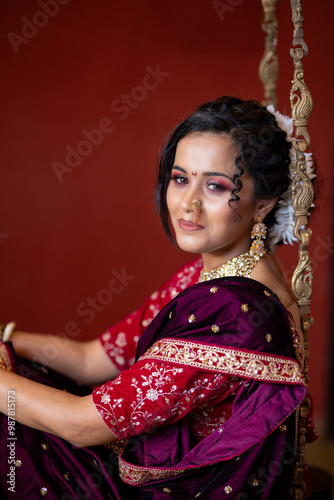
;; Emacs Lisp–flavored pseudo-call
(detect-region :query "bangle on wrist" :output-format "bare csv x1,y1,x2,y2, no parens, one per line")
1,322,16,342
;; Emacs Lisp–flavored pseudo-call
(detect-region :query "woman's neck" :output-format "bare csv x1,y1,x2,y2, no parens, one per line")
201,245,251,273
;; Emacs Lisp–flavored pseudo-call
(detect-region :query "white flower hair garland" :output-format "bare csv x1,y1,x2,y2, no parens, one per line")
266,105,315,251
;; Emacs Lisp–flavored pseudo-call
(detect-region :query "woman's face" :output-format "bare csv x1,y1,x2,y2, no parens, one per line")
166,132,259,270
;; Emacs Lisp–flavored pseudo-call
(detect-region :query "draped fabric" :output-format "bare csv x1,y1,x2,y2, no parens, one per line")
116,277,306,499
0,269,306,499
0,346,126,500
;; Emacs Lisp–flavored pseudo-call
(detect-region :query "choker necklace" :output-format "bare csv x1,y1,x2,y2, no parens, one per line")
199,251,266,282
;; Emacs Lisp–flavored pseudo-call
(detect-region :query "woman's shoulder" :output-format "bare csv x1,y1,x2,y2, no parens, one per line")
143,258,202,315
174,257,203,278
159,257,202,292
251,253,294,307
250,253,302,337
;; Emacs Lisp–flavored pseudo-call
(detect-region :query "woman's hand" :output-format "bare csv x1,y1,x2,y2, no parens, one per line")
0,368,117,448
10,331,120,385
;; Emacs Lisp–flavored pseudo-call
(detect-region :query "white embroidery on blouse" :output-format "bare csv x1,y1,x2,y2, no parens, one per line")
94,360,235,439
189,377,242,438
115,332,127,348
191,405,227,437
102,329,138,368
102,260,203,367
140,260,202,329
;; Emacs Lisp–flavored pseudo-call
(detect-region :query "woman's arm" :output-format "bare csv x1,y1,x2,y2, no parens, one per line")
0,367,117,447
10,331,119,385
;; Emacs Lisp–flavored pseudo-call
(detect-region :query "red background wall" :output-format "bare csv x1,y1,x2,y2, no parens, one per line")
1,0,333,428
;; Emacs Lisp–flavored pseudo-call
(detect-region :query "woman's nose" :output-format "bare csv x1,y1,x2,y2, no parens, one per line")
180,183,202,211
180,189,202,222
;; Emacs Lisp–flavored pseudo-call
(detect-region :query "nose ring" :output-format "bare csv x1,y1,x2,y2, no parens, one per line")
192,199,201,224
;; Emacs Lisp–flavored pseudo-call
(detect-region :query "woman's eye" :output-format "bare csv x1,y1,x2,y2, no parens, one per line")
171,175,187,184
208,182,227,192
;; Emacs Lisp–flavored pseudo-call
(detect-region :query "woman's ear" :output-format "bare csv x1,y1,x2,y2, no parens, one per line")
255,197,278,220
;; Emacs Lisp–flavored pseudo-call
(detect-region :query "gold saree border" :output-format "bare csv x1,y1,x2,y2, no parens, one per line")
119,458,187,486
139,338,305,386
0,343,13,372
121,339,305,486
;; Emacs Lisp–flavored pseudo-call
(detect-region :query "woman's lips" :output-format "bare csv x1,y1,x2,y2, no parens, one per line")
178,218,204,231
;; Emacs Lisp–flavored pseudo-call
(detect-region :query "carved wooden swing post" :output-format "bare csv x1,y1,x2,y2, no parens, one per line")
289,0,314,498
259,0,279,108
259,0,314,498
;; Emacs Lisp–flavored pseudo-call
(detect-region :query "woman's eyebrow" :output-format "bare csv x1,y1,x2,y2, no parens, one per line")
202,171,234,182
171,165,187,173
171,166,234,183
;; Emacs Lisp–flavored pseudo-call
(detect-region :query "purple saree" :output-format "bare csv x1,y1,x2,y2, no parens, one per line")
120,277,306,499
0,346,125,500
0,277,306,499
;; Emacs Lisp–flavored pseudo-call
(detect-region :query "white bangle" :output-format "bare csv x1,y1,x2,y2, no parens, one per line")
2,322,16,342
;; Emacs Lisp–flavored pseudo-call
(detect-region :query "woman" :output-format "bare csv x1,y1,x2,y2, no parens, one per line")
0,96,308,499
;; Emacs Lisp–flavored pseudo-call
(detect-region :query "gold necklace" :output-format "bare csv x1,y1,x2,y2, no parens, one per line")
198,251,265,282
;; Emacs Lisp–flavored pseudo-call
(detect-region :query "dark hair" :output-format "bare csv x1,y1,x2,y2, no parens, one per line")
155,96,291,243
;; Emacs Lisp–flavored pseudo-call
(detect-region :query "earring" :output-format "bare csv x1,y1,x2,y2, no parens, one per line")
250,216,267,260
192,199,201,224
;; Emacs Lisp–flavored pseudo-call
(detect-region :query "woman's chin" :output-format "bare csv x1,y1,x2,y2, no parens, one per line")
175,239,207,255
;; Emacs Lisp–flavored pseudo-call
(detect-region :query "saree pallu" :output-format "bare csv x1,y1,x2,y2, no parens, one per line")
0,277,306,499
119,277,306,499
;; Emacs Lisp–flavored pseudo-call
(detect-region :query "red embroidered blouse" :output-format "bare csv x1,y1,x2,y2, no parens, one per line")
93,259,243,441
